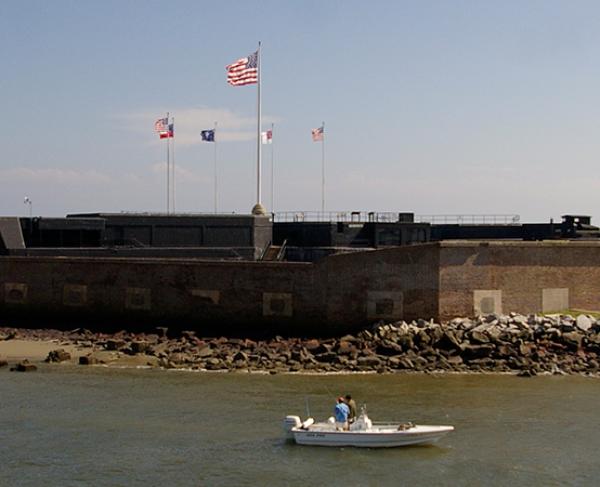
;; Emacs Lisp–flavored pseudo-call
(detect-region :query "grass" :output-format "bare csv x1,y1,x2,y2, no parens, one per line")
545,309,600,319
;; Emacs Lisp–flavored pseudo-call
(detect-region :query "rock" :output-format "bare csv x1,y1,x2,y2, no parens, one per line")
337,341,356,355
576,315,593,332
376,341,403,356
155,327,169,338
436,330,462,351
0,359,8,368
233,351,248,363
79,355,99,365
131,341,151,354
470,330,490,344
169,352,190,365
357,355,382,367
396,335,414,351
197,345,213,358
11,360,37,372
181,330,196,340
105,339,127,351
304,339,321,351
4,331,17,340
447,355,464,366
517,369,537,377
315,352,338,363
518,343,535,357
45,349,71,363
562,331,583,350
461,344,495,360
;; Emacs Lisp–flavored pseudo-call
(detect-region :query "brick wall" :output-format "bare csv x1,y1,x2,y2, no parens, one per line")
2,241,599,334
439,241,600,320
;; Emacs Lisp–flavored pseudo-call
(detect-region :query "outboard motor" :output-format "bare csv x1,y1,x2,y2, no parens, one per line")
283,415,301,439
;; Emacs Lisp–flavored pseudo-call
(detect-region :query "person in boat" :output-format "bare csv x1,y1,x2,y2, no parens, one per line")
334,396,350,430
344,394,357,424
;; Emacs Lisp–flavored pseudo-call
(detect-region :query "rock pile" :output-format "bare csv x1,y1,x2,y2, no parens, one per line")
2,313,600,375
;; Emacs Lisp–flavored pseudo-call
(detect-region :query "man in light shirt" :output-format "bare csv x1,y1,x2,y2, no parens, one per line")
334,396,350,430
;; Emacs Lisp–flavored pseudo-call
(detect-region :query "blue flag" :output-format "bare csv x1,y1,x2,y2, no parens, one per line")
201,129,215,142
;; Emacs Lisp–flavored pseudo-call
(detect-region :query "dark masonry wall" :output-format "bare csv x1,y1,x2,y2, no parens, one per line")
15,214,272,261
273,221,430,249
2,241,600,335
0,245,440,335
317,244,440,325
0,256,321,335
438,241,600,321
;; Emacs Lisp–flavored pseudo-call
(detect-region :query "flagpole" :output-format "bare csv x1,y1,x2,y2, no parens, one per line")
252,41,265,215
321,121,325,215
166,112,170,214
270,122,274,213
214,121,218,213
171,116,175,213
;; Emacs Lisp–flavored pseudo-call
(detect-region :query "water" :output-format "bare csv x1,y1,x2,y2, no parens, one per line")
1,367,599,486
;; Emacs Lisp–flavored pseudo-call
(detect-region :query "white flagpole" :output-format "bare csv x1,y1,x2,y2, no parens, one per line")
214,121,218,213
166,111,170,214
171,116,175,213
254,41,263,214
321,121,325,215
270,122,274,213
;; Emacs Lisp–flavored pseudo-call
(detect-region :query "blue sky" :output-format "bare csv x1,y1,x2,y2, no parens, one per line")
1,1,600,222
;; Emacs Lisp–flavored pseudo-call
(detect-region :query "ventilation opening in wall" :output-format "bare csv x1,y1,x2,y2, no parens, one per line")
63,285,87,307
263,293,293,317
375,299,394,316
480,297,495,314
473,290,502,315
367,291,403,320
4,283,27,304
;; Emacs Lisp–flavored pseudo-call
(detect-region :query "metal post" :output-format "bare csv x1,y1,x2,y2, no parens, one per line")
166,112,170,214
321,121,325,215
270,122,274,212
256,41,262,209
214,121,218,213
171,116,175,212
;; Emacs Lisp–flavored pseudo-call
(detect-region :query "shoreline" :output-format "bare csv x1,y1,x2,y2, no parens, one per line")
2,313,600,377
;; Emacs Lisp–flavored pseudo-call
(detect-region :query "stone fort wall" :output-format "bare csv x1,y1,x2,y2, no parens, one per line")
0,241,598,334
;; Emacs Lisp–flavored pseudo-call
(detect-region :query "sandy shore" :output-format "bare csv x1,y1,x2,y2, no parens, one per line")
0,339,84,361
0,334,159,368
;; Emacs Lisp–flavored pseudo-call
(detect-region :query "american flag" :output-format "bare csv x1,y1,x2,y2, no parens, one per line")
154,117,168,134
159,123,174,139
226,51,258,86
312,125,324,142
261,129,273,144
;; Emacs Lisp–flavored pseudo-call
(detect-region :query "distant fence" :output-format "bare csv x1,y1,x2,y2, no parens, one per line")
273,211,520,225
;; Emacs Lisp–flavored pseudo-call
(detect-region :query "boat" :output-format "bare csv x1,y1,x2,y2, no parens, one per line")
283,408,454,448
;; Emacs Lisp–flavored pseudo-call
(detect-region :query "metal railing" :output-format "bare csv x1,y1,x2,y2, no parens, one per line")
273,211,520,225
417,214,520,225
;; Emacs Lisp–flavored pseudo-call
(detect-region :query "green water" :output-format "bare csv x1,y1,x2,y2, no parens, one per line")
1,367,598,486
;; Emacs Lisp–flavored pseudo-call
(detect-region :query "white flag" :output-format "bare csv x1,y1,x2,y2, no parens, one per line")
261,129,273,144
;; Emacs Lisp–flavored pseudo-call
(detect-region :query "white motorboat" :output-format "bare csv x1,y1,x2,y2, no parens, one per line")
283,410,454,448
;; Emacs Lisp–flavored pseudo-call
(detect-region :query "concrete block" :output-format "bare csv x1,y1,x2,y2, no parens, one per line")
190,289,220,305
367,291,403,320
4,283,27,304
263,292,293,317
474,290,502,315
63,284,87,306
542,288,569,313
125,287,151,310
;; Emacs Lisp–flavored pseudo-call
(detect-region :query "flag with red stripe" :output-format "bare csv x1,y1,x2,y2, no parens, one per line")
226,51,258,86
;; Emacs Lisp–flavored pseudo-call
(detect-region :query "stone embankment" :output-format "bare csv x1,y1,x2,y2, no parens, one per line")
1,313,600,375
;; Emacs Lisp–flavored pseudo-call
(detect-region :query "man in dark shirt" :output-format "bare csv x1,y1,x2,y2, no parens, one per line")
345,394,357,424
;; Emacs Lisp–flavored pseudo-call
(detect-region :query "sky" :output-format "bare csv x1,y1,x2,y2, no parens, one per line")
1,0,600,222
